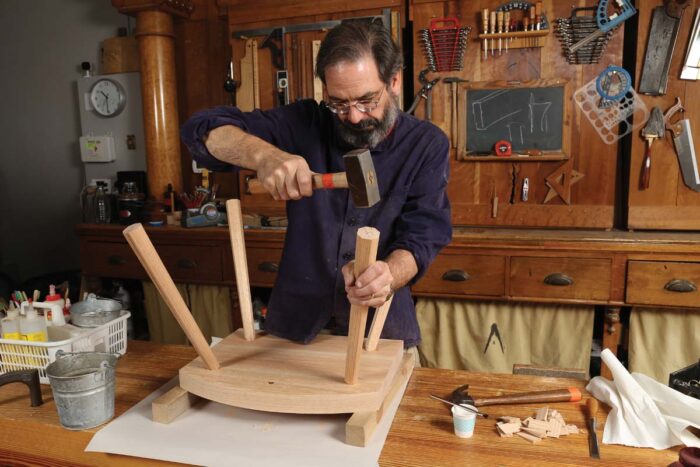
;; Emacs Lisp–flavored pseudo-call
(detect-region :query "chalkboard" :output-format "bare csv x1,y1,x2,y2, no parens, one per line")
462,82,567,155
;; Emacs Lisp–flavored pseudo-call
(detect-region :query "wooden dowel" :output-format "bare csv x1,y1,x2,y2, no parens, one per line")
123,223,219,370
365,295,393,351
225,199,255,341
345,227,380,384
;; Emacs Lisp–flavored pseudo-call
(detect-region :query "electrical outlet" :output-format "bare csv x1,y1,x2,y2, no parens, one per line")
90,178,113,194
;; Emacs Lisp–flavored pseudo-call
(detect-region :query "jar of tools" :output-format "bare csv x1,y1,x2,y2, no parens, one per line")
117,181,145,225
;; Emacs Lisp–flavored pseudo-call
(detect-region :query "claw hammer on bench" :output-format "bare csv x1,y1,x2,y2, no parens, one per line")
246,148,380,208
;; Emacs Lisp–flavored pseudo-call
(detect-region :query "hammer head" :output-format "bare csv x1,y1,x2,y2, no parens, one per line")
343,149,380,208
450,384,475,406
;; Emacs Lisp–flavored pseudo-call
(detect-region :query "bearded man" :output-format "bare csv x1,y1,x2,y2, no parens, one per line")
181,20,451,349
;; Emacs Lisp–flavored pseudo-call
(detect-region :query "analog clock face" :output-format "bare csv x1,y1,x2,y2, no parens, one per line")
89,79,126,117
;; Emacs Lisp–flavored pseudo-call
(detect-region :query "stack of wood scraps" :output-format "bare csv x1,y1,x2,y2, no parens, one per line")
496,406,580,443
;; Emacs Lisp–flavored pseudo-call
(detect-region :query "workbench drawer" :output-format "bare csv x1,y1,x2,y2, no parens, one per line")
81,241,145,279
412,254,505,296
626,261,700,307
158,245,224,283
509,257,611,301
245,247,283,287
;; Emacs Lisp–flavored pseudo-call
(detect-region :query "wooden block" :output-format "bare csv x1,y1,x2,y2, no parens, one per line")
101,36,139,74
546,421,562,438
497,422,521,435
566,424,580,435
497,426,514,437
524,418,549,430
516,431,542,444
498,416,521,425
521,426,547,439
152,385,199,424
535,407,549,421
346,353,414,447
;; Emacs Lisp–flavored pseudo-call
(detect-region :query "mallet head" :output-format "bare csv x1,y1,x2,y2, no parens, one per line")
343,149,380,208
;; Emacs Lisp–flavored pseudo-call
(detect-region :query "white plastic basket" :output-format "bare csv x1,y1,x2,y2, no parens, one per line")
0,310,130,384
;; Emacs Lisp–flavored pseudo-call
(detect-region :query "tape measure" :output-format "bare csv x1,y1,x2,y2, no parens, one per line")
596,66,631,102
494,140,512,157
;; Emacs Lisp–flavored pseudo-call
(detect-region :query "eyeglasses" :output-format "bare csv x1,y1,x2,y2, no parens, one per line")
326,87,385,115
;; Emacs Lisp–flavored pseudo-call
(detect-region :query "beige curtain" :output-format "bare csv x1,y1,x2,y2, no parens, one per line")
416,298,594,373
142,281,233,345
629,307,700,383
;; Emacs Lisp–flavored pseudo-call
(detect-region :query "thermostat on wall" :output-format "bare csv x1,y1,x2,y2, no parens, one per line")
79,135,116,162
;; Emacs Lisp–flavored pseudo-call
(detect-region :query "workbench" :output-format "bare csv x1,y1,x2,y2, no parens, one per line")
0,340,682,466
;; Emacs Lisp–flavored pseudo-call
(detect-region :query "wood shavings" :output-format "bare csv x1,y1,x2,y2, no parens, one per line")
495,406,581,444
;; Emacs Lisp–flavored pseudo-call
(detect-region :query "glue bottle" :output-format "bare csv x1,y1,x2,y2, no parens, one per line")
45,284,67,322
1,308,21,340
19,307,48,342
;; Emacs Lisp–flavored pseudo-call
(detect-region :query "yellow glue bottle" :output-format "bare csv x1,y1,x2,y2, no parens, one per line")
19,307,48,342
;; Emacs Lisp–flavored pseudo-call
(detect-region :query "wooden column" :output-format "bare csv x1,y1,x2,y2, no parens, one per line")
136,9,182,197
112,0,193,199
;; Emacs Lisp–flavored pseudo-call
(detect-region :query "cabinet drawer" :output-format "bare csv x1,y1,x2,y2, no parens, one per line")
627,261,700,307
510,257,611,301
412,254,505,296
246,247,283,287
158,245,223,283
82,242,145,279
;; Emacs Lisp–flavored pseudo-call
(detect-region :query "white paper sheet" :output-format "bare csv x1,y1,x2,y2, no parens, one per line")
86,373,407,466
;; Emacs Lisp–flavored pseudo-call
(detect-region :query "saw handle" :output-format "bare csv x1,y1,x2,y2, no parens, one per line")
640,138,653,190
474,387,582,407
247,173,347,195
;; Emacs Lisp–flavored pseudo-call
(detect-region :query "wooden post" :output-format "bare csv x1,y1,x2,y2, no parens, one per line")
345,227,380,384
123,223,220,370
225,199,256,341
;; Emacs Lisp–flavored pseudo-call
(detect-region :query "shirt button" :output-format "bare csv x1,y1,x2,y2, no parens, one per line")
347,217,358,226
342,252,353,261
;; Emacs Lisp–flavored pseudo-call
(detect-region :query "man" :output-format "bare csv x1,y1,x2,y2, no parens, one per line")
181,20,451,348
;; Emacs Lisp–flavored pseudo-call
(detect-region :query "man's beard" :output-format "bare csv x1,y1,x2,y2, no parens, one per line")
334,94,399,149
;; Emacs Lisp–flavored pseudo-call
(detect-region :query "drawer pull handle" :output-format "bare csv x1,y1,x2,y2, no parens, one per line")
177,259,197,269
442,269,470,282
258,262,279,273
664,279,697,293
108,255,126,265
544,273,573,286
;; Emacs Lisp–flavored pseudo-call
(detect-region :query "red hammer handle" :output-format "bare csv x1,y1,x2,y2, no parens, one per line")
473,388,582,407
247,172,347,194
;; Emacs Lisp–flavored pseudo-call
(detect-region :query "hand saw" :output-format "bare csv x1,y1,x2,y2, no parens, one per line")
681,9,700,80
665,98,700,192
639,0,690,95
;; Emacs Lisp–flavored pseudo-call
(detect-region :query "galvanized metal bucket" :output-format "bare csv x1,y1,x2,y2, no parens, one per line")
46,351,119,430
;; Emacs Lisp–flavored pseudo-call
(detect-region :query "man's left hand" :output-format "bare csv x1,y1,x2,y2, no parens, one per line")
342,260,393,308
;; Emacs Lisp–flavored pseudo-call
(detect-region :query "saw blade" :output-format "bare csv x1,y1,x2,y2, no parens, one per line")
673,119,700,192
639,6,682,95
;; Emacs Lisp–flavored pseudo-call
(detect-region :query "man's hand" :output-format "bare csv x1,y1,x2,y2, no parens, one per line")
342,260,394,308
204,125,313,201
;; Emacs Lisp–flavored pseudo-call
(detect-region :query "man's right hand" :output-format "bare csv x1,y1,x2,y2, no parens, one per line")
204,125,313,201
255,151,314,201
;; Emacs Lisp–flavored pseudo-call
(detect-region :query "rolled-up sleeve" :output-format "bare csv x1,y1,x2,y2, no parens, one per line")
389,133,452,284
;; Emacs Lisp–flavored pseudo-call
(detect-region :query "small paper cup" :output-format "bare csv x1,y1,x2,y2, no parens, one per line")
452,405,477,438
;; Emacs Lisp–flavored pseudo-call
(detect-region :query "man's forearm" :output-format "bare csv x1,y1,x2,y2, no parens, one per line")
204,125,277,171
385,249,418,291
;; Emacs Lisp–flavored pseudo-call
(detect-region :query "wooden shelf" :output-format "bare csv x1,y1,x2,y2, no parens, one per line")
459,155,568,162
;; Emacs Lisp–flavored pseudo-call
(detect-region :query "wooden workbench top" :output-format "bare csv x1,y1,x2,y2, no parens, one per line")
0,340,684,466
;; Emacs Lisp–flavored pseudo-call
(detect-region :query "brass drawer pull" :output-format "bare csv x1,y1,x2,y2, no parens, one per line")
177,259,197,269
441,269,470,282
258,262,279,273
544,273,573,286
664,279,697,293
108,255,126,265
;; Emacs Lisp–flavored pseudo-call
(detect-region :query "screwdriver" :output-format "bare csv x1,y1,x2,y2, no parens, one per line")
504,11,510,52
497,11,504,55
482,9,489,60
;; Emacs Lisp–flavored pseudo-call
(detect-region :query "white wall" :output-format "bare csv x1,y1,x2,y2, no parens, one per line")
0,0,129,284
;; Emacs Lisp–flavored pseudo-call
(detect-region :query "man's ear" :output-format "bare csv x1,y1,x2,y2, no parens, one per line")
390,71,402,96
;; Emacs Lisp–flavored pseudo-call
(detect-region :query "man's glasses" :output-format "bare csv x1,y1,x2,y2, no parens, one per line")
327,87,385,115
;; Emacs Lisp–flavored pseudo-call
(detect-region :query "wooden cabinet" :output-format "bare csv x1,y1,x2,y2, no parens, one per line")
240,247,283,287
627,261,700,307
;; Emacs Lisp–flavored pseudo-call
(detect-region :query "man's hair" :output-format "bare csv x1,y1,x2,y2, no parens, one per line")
315,20,403,86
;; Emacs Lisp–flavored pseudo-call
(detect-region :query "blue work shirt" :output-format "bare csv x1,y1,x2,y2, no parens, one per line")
181,99,451,347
